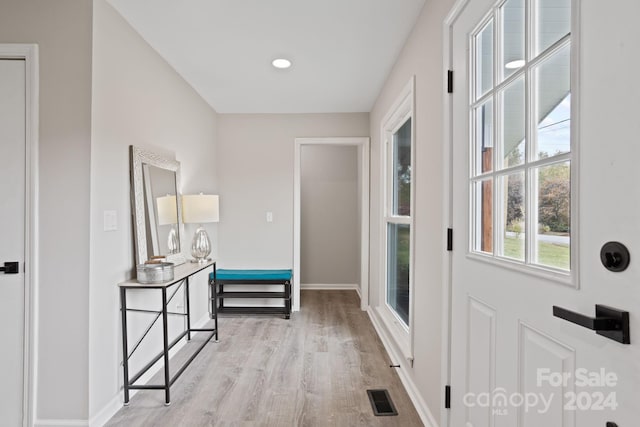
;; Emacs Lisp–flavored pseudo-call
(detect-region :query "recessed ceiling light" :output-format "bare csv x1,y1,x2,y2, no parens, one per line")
505,59,525,69
272,58,292,69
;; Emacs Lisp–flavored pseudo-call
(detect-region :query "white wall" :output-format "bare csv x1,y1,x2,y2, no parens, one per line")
368,0,456,424
0,0,93,422
300,145,359,285
217,114,369,270
90,0,218,422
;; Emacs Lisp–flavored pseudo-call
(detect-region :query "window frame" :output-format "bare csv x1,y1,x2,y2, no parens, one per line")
466,0,579,286
378,77,415,357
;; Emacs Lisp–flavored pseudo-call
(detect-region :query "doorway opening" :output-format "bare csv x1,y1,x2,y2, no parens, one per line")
293,137,370,311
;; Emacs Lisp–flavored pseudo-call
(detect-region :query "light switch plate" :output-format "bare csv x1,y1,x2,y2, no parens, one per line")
104,210,118,231
266,211,273,222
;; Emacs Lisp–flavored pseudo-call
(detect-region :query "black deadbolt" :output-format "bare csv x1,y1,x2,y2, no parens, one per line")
606,422,618,427
600,241,630,272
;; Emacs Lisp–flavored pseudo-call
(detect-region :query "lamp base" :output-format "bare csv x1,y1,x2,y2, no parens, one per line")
167,227,179,254
190,226,212,263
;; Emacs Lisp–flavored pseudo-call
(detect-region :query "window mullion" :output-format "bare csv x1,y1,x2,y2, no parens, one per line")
493,6,501,257
527,152,571,169
494,174,504,257
527,36,570,71
526,0,534,65
492,101,500,258
524,0,533,264
386,216,412,225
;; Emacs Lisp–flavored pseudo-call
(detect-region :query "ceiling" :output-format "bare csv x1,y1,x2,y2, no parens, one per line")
107,0,426,114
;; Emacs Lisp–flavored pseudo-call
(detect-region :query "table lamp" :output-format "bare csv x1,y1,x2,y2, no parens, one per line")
182,194,219,262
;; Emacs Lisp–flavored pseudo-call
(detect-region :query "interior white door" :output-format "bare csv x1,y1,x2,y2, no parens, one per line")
448,0,640,426
0,58,26,426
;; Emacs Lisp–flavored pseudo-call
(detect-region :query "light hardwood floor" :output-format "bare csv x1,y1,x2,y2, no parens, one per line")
106,290,424,426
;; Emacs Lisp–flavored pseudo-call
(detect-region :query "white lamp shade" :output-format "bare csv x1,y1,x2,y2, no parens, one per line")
182,194,219,224
156,195,178,225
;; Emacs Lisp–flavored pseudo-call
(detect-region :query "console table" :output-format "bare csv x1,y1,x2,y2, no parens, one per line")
118,260,217,405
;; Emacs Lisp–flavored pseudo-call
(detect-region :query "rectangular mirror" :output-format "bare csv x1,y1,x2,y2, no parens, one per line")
130,146,185,266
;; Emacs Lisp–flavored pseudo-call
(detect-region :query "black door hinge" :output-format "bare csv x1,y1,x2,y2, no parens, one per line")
447,70,453,93
447,228,453,251
445,385,451,408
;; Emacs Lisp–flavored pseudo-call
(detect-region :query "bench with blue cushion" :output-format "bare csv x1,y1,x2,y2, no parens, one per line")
210,269,292,319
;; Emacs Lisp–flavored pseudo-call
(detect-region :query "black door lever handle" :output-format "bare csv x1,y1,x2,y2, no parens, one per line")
0,262,19,274
552,306,619,330
553,305,630,344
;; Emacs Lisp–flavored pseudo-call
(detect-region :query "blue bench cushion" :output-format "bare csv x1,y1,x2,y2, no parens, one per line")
212,269,292,281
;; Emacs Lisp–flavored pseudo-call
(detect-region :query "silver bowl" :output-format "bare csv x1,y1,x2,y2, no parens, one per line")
136,262,175,284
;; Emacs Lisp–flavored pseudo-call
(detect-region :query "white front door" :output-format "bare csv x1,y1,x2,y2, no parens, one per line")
448,0,640,426
0,58,27,426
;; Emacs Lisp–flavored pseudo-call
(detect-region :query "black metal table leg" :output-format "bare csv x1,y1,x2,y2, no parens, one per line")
120,287,130,405
185,277,191,341
209,266,215,320
213,265,219,341
161,288,171,405
285,281,291,319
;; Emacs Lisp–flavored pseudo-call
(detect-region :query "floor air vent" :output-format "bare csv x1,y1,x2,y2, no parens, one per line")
366,389,398,416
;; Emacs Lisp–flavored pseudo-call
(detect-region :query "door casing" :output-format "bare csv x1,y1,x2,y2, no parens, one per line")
293,137,370,311
0,44,39,427
442,4,470,424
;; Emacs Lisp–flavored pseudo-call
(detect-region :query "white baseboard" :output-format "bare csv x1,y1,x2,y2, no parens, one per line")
34,420,88,427
88,312,213,427
88,394,121,427
300,283,359,290
367,307,439,427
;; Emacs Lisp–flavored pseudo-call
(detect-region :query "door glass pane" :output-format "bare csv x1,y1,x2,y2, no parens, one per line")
500,172,525,260
475,19,494,99
535,0,571,56
501,76,525,168
535,162,570,270
393,118,412,216
387,223,410,325
474,99,494,175
501,0,525,80
535,44,571,159
466,0,572,273
472,178,493,254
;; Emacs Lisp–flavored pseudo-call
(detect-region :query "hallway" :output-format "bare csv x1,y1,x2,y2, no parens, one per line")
107,290,423,426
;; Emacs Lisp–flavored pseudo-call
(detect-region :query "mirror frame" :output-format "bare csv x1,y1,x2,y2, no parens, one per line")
130,145,183,265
